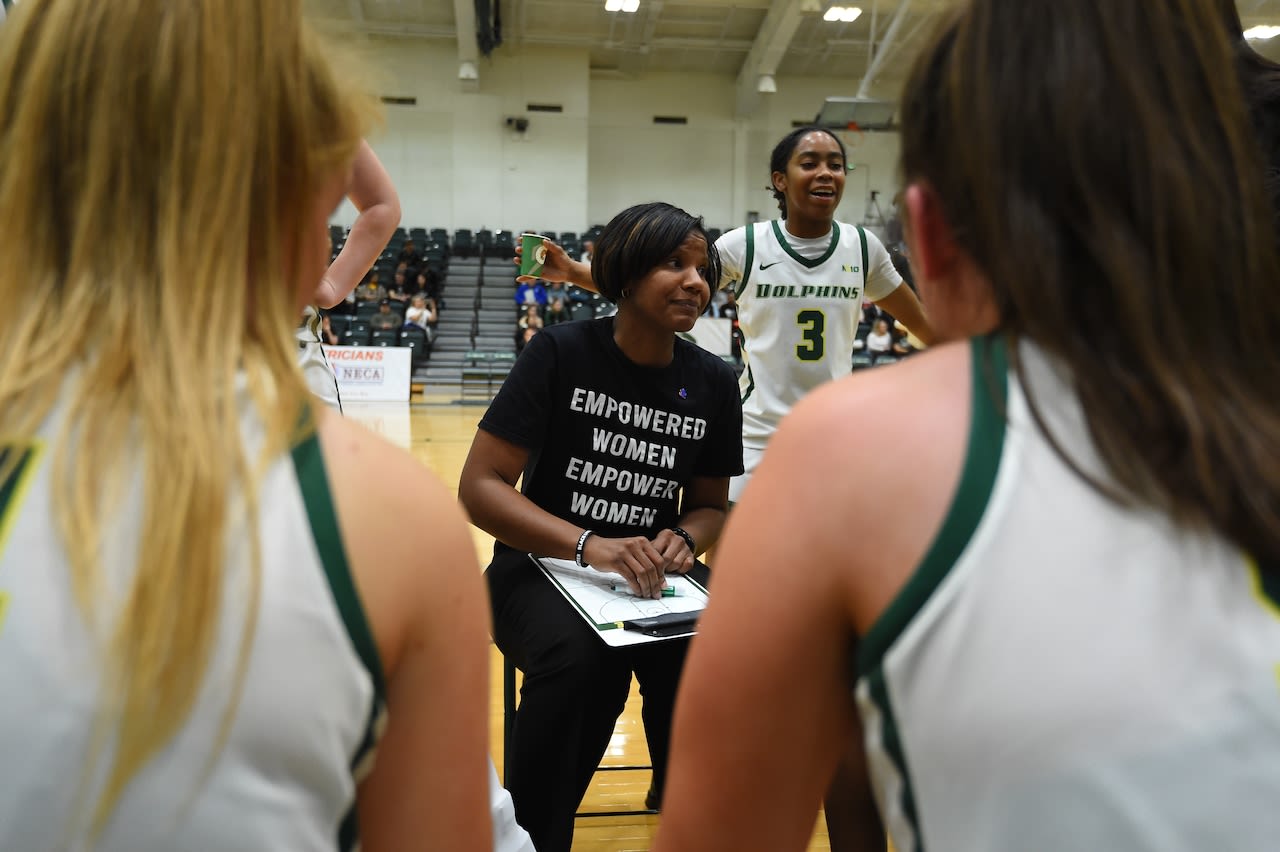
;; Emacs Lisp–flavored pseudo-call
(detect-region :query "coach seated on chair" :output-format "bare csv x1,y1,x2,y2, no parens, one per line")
459,201,743,852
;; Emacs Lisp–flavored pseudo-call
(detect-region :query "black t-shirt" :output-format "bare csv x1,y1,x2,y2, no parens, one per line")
479,318,744,553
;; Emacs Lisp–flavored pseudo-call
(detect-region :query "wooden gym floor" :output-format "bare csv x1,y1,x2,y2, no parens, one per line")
355,399,836,851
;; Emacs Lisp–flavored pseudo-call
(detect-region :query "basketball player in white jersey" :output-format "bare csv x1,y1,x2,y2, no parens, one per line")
0,2,491,850
296,100,537,852
654,1,1280,850
711,125,933,502
298,140,400,412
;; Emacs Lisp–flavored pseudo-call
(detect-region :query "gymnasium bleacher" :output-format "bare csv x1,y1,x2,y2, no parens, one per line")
323,223,624,399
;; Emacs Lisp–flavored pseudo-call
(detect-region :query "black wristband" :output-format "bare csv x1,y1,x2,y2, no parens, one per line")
670,526,695,555
575,529,594,567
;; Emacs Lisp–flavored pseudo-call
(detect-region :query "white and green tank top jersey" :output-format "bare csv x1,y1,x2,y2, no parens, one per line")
856,336,1280,852
298,305,342,412
0,397,385,851
715,220,901,449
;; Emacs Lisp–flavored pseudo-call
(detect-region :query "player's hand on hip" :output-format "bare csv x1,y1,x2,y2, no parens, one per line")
584,535,666,598
652,529,694,576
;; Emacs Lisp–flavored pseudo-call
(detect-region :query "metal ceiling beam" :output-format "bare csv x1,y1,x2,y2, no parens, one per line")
856,0,911,98
734,0,805,117
621,1,665,74
859,12,934,87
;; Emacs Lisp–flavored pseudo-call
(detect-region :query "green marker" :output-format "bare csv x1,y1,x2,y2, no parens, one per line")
610,582,680,597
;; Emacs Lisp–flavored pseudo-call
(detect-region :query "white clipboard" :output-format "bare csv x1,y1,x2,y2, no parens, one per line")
533,556,709,647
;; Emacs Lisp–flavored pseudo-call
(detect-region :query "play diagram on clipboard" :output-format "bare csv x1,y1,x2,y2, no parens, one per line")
533,556,709,647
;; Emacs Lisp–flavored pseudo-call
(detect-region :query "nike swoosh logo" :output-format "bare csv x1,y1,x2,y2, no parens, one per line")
758,261,784,271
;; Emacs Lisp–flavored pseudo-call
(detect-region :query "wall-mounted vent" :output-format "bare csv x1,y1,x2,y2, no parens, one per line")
381,96,418,106
653,116,688,125
527,103,564,113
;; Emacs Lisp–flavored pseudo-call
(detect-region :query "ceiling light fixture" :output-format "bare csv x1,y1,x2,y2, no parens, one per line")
823,6,863,23
604,0,640,12
1244,24,1280,41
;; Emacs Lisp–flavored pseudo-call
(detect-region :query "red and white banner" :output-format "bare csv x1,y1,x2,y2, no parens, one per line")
322,345,411,403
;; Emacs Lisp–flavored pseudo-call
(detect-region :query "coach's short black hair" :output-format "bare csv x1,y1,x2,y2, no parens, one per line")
591,202,721,304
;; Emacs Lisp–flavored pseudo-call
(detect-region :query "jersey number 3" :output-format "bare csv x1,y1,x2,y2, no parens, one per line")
796,310,826,362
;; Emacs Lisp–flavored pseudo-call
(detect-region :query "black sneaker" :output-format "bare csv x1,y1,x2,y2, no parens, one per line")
645,786,661,812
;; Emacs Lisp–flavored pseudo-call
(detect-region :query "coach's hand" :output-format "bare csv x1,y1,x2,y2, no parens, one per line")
584,535,666,599
514,238,586,286
652,528,694,576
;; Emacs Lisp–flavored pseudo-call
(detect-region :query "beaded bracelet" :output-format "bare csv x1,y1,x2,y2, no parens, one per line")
670,526,695,555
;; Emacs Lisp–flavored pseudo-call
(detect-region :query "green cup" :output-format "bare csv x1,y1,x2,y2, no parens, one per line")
520,233,548,278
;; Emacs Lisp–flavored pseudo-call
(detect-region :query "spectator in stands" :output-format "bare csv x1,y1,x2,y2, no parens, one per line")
515,279,548,312
865,318,893,362
354,271,386,303
545,296,568,325
398,238,420,267
319,313,339,345
414,270,440,306
516,304,544,352
389,268,411,301
579,239,595,263
370,298,402,331
394,258,419,290
406,293,437,339
545,281,569,324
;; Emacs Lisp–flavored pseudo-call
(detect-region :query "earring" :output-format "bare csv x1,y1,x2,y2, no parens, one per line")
621,288,631,299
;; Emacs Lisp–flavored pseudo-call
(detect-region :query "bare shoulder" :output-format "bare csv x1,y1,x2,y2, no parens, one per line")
754,342,973,631
314,408,482,672
316,408,464,538
317,409,492,850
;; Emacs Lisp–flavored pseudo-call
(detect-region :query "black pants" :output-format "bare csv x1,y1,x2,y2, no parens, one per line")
487,550,698,852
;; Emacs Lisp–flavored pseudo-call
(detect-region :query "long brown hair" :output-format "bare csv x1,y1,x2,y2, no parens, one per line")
0,0,373,834
900,0,1280,564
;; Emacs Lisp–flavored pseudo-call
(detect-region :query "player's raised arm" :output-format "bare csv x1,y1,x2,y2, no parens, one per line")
314,141,401,308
